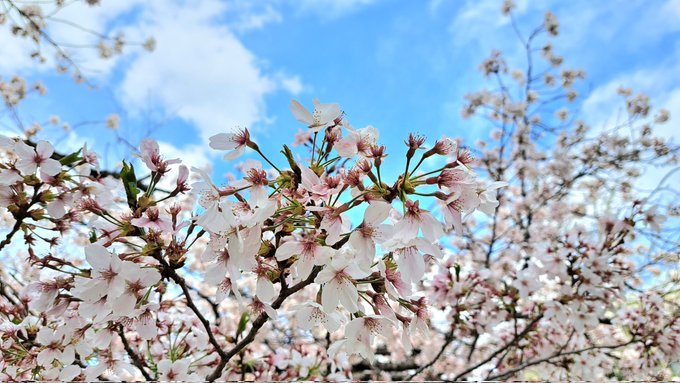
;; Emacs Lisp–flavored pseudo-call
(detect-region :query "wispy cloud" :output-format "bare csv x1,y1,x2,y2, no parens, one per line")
116,0,301,145
293,0,379,19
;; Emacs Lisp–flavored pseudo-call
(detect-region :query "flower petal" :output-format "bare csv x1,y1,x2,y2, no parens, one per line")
290,99,314,125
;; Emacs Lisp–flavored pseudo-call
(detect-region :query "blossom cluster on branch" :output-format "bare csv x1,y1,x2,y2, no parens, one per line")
0,91,504,380
1,0,679,381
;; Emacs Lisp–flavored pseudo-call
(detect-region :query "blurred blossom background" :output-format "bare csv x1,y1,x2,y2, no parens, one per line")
1,0,679,181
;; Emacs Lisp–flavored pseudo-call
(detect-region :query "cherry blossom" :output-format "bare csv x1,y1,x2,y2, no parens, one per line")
335,315,393,362
315,256,369,313
209,127,252,160
294,302,343,332
290,98,342,132
276,236,335,280
13,140,61,176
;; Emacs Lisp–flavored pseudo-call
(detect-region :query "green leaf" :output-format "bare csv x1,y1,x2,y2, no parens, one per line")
236,312,250,338
120,161,140,209
58,149,82,166
281,144,301,178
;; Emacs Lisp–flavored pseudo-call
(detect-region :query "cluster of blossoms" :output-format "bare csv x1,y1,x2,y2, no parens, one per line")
1,1,679,381
0,90,504,380
394,3,680,381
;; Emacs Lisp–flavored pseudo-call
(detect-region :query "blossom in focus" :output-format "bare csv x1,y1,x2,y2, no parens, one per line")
290,98,341,132
209,127,251,160
314,256,369,313
13,140,61,176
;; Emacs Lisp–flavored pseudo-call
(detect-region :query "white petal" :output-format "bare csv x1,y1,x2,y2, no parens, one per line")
394,216,419,241
334,134,359,158
59,364,81,381
338,280,359,313
61,345,75,365
300,165,321,190
396,248,424,285
0,135,14,149
40,158,62,176
223,146,245,160
290,99,314,125
314,246,335,265
314,267,335,284
85,244,112,271
13,141,34,158
420,212,444,242
321,281,341,313
256,278,276,302
16,158,37,175
264,303,277,319
324,312,342,333
137,317,157,340
111,295,137,318
296,254,316,281
364,201,392,225
316,102,341,124
209,133,238,150
275,241,301,261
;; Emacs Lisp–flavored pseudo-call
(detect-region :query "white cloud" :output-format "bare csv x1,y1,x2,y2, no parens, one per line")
1,0,303,148
295,0,379,18
117,0,301,144
0,1,145,76
278,74,304,95
228,3,283,32
0,29,36,74
157,140,210,170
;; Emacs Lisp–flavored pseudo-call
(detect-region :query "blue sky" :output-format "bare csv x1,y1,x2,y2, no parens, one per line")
2,0,679,181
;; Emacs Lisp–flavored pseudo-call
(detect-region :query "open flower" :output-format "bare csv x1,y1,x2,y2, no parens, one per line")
275,236,335,280
109,263,161,318
138,139,179,173
36,327,74,367
300,165,344,202
348,201,392,267
441,187,480,235
130,207,174,232
209,127,251,160
73,244,130,303
384,237,442,285
290,99,341,132
333,315,393,363
335,125,379,157
393,199,443,242
294,302,343,332
157,358,200,382
13,140,61,176
314,257,368,313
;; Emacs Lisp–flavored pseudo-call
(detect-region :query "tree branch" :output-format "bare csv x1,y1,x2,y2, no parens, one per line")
447,314,543,382
117,326,154,381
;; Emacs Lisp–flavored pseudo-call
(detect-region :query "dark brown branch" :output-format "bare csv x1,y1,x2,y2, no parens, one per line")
447,314,543,382
205,234,351,381
406,327,456,380
486,339,637,381
0,185,39,251
153,253,228,363
206,265,323,382
187,283,221,322
117,326,154,381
